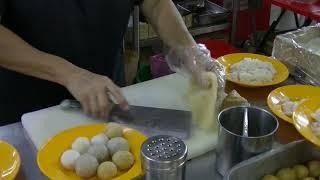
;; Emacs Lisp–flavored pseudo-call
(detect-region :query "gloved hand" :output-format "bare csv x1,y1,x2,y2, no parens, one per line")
64,69,129,118
166,44,226,90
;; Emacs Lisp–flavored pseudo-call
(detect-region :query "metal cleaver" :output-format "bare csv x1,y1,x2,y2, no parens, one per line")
60,99,191,139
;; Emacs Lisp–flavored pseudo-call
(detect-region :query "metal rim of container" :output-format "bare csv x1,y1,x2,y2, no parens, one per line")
217,106,279,139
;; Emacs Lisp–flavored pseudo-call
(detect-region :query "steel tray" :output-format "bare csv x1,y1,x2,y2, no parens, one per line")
224,140,320,180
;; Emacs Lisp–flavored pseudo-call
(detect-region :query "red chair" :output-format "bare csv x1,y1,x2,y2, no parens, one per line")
258,0,320,50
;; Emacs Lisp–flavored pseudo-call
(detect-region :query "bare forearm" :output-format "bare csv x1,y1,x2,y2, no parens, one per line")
142,0,196,48
0,25,80,86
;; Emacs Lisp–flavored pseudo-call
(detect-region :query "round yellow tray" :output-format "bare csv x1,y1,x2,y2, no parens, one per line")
0,140,21,180
267,85,320,123
37,124,147,180
293,98,320,146
217,53,289,87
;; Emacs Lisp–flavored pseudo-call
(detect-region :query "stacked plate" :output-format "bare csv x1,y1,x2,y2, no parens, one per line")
267,85,320,146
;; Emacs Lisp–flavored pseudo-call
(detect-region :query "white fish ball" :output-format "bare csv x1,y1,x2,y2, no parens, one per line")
107,137,129,155
87,144,109,162
75,154,99,178
72,137,90,154
60,149,80,170
91,133,109,146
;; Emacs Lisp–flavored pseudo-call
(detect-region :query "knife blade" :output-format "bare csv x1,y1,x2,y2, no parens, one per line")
60,99,191,139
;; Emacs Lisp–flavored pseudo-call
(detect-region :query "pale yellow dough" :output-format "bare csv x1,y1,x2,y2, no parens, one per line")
187,72,218,131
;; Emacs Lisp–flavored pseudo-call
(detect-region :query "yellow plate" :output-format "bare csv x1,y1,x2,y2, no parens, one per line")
0,141,21,180
217,53,289,87
37,124,147,180
293,98,320,146
267,85,320,123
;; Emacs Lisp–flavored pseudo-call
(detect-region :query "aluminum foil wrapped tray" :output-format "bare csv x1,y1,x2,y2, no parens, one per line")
224,140,320,180
272,24,320,85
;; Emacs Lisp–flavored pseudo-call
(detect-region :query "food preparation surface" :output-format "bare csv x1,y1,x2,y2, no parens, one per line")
22,74,218,160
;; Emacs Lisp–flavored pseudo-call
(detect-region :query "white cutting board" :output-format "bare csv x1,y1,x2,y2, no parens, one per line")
22,73,218,159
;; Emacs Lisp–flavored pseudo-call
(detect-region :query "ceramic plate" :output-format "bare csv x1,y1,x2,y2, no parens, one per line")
217,53,289,87
293,98,320,146
267,85,320,123
0,141,21,180
37,124,147,180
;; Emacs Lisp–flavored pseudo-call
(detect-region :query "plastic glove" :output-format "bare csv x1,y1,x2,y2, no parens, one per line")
165,44,226,90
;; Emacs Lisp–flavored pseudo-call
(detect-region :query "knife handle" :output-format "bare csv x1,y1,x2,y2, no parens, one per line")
60,99,82,110
60,99,117,111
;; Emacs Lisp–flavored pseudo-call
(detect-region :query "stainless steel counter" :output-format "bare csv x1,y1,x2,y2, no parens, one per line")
0,122,222,180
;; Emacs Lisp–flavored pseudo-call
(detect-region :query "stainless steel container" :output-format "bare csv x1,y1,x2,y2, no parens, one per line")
177,0,230,26
225,140,320,180
216,106,279,176
141,135,188,180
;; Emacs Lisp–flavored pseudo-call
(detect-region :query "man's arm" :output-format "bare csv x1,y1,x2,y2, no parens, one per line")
141,0,196,48
0,25,128,117
0,25,78,85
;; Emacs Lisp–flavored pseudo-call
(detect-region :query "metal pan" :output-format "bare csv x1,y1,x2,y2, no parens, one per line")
224,140,320,180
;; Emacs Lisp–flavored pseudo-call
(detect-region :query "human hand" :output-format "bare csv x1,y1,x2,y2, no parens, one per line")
166,44,226,89
64,69,129,118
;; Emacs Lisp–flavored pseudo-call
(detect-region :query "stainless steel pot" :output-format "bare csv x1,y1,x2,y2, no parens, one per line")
216,106,279,176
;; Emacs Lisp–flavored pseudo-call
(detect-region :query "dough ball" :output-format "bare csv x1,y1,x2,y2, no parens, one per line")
91,133,109,146
261,175,280,180
107,137,129,155
112,151,134,170
293,164,309,179
75,154,99,178
276,168,297,180
97,161,118,180
308,160,320,177
87,144,109,162
105,123,123,138
72,137,90,154
303,177,316,180
60,149,80,170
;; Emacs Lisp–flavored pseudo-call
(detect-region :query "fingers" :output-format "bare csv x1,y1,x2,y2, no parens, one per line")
106,83,129,111
97,92,111,118
79,94,105,118
89,95,100,118
69,72,129,119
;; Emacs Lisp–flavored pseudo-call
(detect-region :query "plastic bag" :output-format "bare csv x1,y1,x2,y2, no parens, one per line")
165,44,226,90
272,24,320,86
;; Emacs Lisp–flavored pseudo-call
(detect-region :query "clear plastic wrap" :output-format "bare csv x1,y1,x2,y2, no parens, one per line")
166,44,226,130
272,24,320,86
165,44,226,90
